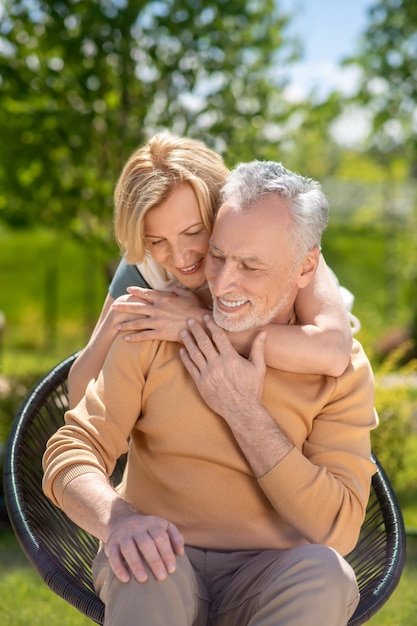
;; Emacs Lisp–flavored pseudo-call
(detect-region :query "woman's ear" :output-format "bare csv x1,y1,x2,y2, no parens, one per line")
297,247,320,288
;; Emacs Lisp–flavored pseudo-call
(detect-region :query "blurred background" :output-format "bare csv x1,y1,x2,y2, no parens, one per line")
0,0,416,623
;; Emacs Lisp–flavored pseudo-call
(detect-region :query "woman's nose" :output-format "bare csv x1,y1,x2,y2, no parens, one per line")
170,242,190,267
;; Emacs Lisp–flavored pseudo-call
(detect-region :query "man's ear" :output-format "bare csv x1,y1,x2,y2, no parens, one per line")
297,246,320,288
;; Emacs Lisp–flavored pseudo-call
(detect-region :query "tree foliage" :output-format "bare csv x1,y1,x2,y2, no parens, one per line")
347,0,417,173
346,0,417,343
0,0,298,248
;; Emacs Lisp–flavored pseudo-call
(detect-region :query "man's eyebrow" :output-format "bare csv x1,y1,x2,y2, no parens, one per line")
209,242,269,267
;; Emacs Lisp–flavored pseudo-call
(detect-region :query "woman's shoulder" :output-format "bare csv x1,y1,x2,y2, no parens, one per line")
109,258,151,298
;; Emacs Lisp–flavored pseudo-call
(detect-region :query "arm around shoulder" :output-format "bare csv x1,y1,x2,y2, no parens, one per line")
270,255,353,376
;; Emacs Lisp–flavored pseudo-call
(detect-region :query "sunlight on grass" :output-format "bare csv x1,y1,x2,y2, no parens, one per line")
0,531,91,626
394,435,417,531
1,571,91,626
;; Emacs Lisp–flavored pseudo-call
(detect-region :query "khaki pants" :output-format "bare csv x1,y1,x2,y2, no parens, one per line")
93,543,359,626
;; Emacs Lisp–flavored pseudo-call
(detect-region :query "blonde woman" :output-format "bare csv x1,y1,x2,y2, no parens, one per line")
68,133,354,406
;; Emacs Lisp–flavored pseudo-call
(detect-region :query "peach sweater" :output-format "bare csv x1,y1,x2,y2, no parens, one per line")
43,334,377,557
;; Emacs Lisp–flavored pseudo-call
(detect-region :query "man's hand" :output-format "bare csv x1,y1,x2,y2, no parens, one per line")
179,316,267,421
59,473,185,585
179,316,293,477
105,510,184,584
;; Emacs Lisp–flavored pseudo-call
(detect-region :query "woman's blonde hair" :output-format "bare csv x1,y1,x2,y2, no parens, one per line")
114,132,230,263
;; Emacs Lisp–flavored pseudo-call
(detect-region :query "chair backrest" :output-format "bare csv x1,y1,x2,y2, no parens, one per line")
3,353,406,625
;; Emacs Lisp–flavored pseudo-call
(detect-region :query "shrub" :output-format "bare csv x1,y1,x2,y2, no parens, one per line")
372,343,417,489
0,372,40,523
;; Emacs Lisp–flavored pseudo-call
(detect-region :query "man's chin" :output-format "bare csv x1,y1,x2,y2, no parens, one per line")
212,310,254,333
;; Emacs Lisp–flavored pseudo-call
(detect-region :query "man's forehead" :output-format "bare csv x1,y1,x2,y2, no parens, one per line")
210,211,282,267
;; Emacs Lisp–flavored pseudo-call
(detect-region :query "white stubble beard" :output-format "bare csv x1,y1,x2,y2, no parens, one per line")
211,289,294,332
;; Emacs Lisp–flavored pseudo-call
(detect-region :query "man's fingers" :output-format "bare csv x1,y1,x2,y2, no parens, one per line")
180,324,208,371
167,521,185,556
105,540,142,583
249,331,267,371
133,532,170,581
184,318,219,356
150,524,183,574
105,515,184,584
179,347,200,381
203,316,234,354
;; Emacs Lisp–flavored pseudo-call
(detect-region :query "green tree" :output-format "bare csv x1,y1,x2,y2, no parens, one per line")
0,0,298,250
280,94,345,180
344,0,417,351
346,0,417,172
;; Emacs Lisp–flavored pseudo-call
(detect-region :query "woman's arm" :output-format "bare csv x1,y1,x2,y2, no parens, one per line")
229,256,353,376
69,255,353,403
68,293,118,407
110,285,210,342
68,260,151,407
68,258,210,406
109,257,352,376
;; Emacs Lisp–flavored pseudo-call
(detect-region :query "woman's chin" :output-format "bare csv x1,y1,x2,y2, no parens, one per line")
176,270,206,290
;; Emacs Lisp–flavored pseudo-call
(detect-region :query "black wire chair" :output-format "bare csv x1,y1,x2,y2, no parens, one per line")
3,352,407,625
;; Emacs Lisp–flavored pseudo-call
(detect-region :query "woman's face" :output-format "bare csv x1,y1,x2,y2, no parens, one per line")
143,183,210,289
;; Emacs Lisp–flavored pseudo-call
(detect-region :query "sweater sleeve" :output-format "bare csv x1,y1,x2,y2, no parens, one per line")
258,340,378,555
42,335,158,508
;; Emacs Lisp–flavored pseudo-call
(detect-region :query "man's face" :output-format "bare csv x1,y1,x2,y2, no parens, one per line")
206,196,314,332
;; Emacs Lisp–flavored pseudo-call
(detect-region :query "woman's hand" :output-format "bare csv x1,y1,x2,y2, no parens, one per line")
111,286,208,343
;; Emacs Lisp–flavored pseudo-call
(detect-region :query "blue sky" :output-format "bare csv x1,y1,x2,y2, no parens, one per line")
279,0,374,101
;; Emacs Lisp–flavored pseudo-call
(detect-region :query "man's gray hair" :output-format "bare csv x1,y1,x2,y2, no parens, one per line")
219,161,329,259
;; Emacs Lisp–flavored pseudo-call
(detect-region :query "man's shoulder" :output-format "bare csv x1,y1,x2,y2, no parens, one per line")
107,334,179,367
350,338,372,370
336,337,374,394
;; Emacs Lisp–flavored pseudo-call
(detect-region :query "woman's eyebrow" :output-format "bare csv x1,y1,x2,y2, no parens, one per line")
144,221,204,239
181,221,205,233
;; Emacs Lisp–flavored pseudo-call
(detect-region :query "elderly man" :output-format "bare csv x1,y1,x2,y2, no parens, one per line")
43,160,377,626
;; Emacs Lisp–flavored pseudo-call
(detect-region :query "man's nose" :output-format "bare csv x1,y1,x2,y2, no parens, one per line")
211,263,238,295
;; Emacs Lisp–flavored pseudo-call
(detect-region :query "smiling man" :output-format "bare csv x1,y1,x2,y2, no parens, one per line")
207,202,313,331
43,160,377,626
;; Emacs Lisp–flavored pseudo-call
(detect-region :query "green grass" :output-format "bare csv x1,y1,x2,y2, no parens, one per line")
391,432,417,531
367,534,417,625
0,529,416,625
0,225,114,377
0,530,91,626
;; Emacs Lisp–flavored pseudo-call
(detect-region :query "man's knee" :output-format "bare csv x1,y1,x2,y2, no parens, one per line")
94,550,208,626
271,544,360,622
283,544,358,596
307,544,357,592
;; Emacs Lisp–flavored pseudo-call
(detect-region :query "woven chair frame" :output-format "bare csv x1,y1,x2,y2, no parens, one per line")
3,352,406,625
